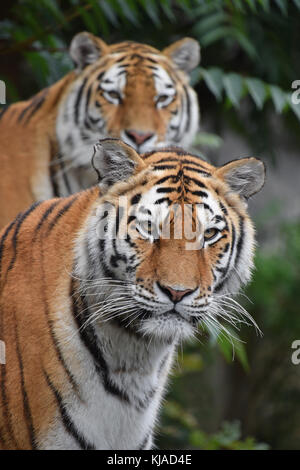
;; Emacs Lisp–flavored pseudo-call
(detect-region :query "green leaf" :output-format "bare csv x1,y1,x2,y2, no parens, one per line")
140,0,161,28
193,131,223,149
217,326,249,372
201,67,224,101
191,11,229,37
117,0,140,26
232,30,257,59
274,0,288,15
235,341,250,372
160,0,176,22
200,26,235,47
245,78,267,109
258,0,270,12
99,1,119,26
40,0,67,26
223,73,244,108
77,6,98,34
245,0,257,12
269,85,287,113
293,0,300,10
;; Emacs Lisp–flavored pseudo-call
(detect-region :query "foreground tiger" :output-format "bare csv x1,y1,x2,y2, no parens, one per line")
0,139,265,450
0,32,200,229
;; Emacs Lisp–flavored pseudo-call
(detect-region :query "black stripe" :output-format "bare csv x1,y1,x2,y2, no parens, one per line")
0,105,10,120
43,369,95,450
219,202,228,215
14,317,37,449
4,202,42,278
58,158,72,195
203,203,213,214
215,221,236,292
184,166,211,176
17,92,46,124
153,164,177,171
156,186,179,193
33,200,60,240
47,196,78,234
155,175,176,185
0,219,17,277
23,94,47,125
74,78,88,124
49,164,60,198
152,157,179,165
184,176,207,188
71,281,131,404
131,194,141,205
182,159,209,169
155,197,172,205
189,190,208,198
235,215,245,263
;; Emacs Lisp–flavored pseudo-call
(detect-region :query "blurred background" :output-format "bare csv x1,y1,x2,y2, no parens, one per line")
1,0,300,450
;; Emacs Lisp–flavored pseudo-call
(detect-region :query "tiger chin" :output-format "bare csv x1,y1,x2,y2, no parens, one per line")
0,139,265,450
0,32,200,229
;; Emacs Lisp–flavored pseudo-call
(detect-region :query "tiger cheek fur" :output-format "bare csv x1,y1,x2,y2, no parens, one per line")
0,140,265,449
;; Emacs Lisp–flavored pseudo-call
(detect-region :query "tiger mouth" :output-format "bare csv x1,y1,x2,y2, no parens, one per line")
161,309,199,325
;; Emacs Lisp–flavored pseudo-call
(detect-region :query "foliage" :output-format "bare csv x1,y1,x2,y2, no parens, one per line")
246,222,300,339
159,347,269,449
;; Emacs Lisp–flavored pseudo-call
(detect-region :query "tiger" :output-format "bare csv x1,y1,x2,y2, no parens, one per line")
0,138,265,450
0,32,200,229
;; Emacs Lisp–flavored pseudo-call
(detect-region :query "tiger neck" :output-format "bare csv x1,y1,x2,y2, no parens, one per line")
71,273,175,403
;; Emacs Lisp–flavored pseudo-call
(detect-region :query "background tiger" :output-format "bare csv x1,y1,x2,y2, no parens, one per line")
0,138,265,450
0,32,200,229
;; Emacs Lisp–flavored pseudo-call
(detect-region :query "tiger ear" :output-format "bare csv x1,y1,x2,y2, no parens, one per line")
92,139,145,191
70,32,108,70
163,38,200,74
215,157,266,199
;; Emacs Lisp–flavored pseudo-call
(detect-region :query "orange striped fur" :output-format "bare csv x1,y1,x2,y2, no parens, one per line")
0,140,264,449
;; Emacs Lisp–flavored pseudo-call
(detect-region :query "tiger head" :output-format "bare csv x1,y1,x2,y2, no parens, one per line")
79,139,265,343
57,32,200,169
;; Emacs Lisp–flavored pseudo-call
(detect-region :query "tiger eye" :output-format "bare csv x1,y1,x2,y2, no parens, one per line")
108,90,121,101
204,228,219,241
156,95,168,103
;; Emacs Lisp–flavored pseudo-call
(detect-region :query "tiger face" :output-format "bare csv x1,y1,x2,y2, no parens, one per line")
57,33,200,172
78,139,265,343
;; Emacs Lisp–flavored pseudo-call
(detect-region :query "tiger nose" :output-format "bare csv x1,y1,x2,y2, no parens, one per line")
157,282,196,303
124,129,154,147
